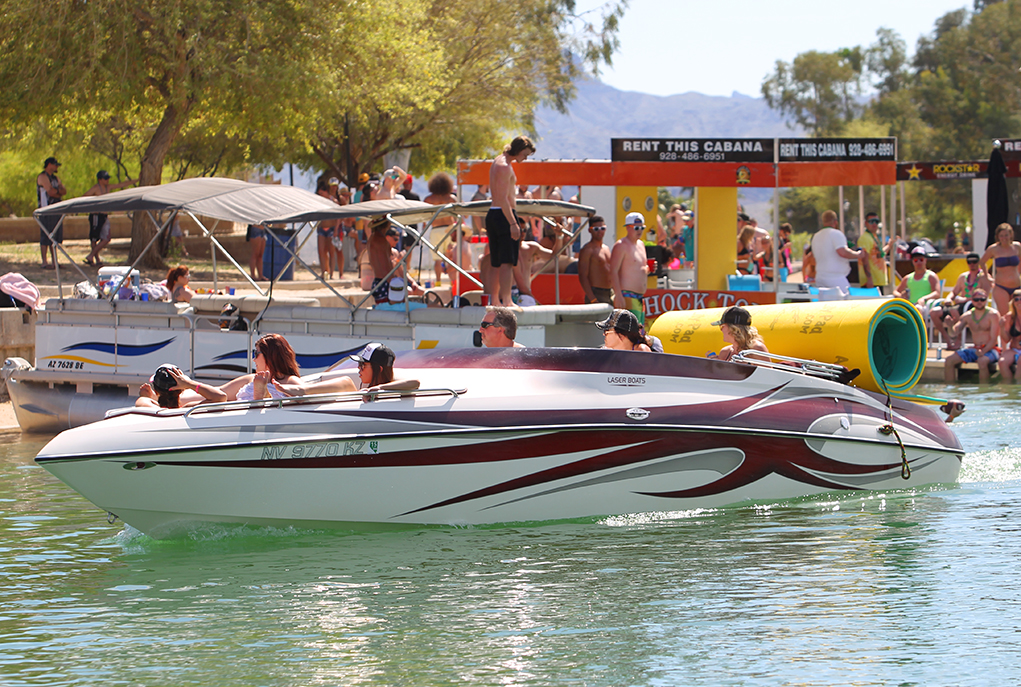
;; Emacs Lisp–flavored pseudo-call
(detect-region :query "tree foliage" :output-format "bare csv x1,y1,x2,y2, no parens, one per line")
765,1,1021,241
0,0,625,264
304,0,628,185
761,48,865,136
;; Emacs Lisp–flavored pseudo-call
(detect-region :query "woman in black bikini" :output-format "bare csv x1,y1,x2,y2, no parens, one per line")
980,222,1021,325
999,288,1021,383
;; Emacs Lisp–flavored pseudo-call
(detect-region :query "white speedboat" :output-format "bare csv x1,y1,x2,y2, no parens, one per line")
35,348,964,539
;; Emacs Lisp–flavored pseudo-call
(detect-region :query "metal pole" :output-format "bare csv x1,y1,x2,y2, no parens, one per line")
838,186,845,236
889,184,897,286
773,184,780,293
858,184,864,241
880,182,887,292
900,181,907,246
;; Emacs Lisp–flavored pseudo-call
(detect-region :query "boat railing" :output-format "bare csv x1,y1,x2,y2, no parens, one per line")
176,386,468,418
732,350,860,385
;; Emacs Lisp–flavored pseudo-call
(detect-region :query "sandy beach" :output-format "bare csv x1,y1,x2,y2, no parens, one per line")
0,401,19,432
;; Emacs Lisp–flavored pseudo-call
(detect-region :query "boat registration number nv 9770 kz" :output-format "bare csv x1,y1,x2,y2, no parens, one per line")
261,441,380,460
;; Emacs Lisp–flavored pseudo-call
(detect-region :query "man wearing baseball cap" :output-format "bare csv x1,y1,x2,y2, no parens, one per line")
609,211,651,324
36,157,66,269
82,169,135,266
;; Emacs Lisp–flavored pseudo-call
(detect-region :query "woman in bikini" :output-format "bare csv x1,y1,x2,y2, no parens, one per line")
235,334,303,401
736,226,756,275
999,288,1021,383
274,343,420,396
980,222,1021,326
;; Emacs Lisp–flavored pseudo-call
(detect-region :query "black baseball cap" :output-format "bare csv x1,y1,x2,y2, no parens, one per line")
711,306,752,327
595,309,641,336
350,342,395,368
97,170,111,180
44,157,60,167
151,364,177,392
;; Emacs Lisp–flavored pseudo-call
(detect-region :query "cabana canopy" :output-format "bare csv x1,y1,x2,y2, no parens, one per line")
263,198,596,226
34,177,338,225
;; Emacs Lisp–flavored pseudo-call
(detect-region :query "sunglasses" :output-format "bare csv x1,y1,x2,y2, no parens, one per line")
480,321,497,329
252,348,262,358
973,298,987,303
591,226,606,231
1014,296,1021,301
867,219,880,224
967,260,979,264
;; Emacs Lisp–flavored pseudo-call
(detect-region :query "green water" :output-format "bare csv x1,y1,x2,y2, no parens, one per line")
2,383,1020,686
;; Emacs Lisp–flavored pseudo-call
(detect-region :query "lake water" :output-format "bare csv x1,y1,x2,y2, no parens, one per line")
2,383,1020,686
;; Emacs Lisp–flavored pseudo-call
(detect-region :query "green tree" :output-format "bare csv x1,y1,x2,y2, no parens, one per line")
0,0,439,266
761,47,865,136
304,0,628,184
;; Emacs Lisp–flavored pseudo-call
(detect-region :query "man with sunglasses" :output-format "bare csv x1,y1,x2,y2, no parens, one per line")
857,212,889,291
479,307,524,348
894,247,941,318
944,288,1000,382
578,216,613,305
930,252,992,348
610,212,650,323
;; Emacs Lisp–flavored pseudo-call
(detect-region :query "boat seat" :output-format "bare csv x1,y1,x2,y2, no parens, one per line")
190,294,320,320
40,297,193,327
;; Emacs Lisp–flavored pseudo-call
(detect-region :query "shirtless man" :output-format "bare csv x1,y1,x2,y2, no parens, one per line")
515,238,554,302
374,166,408,200
930,252,992,348
83,169,134,266
478,216,544,303
487,136,536,307
610,212,650,324
944,288,1000,382
578,216,613,305
369,223,423,301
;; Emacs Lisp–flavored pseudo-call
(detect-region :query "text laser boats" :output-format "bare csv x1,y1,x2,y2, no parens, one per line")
35,347,964,538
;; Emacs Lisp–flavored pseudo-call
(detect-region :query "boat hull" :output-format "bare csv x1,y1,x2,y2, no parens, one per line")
35,348,964,538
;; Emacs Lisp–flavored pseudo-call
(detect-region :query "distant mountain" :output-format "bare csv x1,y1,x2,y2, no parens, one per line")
532,77,801,230
533,76,801,160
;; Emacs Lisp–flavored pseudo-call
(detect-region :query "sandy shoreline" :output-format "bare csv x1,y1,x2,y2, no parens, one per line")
0,401,20,432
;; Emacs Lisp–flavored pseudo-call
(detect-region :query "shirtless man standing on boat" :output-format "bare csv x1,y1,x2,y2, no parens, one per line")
610,212,650,324
944,288,1000,383
578,216,613,305
487,136,536,307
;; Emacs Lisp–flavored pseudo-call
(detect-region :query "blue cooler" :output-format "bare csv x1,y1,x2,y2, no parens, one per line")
263,228,296,281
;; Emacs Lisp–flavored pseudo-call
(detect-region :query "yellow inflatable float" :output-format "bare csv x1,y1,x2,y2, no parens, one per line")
649,298,927,397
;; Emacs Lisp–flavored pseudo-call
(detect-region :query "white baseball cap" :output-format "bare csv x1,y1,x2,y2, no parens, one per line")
625,212,645,227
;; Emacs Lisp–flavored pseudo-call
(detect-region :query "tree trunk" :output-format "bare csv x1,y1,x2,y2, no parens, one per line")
129,102,188,267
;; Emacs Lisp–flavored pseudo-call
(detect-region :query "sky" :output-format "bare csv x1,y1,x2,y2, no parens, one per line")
574,0,974,98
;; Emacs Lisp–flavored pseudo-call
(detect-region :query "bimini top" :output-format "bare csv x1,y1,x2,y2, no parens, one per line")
263,198,596,226
33,177,338,226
